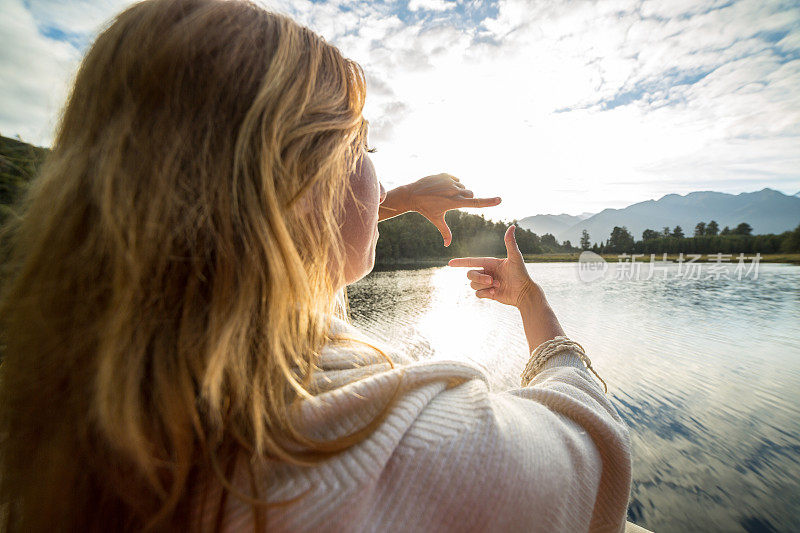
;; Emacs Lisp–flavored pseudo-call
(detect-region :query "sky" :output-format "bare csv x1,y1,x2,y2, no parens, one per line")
1,0,799,219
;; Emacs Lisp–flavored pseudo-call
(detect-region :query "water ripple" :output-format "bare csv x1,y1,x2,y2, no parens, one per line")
348,263,800,532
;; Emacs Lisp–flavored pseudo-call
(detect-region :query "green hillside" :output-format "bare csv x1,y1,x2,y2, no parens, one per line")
0,135,49,223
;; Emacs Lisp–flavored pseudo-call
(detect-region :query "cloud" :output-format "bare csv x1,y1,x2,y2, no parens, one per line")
1,0,798,217
0,0,83,145
368,101,411,145
408,0,456,12
23,0,129,38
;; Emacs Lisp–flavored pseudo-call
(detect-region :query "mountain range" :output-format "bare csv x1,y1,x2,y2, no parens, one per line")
518,188,800,245
513,212,593,238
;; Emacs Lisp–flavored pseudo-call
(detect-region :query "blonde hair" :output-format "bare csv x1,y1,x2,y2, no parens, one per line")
0,0,376,529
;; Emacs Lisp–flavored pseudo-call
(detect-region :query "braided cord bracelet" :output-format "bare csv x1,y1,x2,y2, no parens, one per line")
520,336,608,393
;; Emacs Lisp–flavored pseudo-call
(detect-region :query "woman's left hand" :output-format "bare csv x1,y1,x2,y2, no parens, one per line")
381,174,501,246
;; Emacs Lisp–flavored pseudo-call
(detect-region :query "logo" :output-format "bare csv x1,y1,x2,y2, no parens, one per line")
578,251,608,282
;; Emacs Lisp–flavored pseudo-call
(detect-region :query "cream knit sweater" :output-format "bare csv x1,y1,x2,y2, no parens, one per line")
195,318,632,532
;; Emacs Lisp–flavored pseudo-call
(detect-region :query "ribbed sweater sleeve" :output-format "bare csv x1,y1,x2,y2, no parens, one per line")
364,350,632,533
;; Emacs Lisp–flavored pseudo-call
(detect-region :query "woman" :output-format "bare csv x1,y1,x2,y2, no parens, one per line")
0,0,631,531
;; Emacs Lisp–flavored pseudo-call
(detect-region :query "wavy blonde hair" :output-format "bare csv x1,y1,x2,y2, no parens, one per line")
0,0,378,530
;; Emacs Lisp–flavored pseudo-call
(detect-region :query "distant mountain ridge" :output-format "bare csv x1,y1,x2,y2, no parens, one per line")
515,212,592,238
518,188,800,244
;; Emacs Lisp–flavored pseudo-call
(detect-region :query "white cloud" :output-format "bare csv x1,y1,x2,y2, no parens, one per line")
343,0,800,217
23,0,129,37
408,0,456,12
0,0,83,145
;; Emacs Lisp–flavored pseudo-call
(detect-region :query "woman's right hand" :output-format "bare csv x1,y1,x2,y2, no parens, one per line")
448,225,539,308
449,225,565,353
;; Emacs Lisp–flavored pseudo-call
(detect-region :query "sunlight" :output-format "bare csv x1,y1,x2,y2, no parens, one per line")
416,267,491,361
414,267,528,388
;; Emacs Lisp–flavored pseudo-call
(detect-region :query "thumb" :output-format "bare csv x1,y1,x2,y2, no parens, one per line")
434,214,453,247
504,225,523,262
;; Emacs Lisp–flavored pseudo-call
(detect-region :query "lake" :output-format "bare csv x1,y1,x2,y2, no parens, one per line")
347,261,800,533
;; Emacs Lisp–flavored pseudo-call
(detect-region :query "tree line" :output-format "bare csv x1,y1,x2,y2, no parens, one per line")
0,135,48,223
0,136,577,264
4,135,797,261
375,210,576,263
580,220,800,255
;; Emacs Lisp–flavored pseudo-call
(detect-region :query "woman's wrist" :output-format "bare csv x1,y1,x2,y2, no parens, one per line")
514,280,542,310
517,283,565,353
515,280,545,314
378,184,413,221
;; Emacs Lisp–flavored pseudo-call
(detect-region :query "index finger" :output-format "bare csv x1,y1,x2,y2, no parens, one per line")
460,196,502,208
448,257,499,268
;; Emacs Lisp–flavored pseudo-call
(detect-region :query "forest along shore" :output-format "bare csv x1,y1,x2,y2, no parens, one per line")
374,253,800,269
2,136,798,265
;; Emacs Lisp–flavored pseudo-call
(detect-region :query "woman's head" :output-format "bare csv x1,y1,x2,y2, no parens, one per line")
0,0,375,529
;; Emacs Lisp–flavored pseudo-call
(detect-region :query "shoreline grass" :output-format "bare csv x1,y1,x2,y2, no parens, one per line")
374,253,800,269
520,252,800,264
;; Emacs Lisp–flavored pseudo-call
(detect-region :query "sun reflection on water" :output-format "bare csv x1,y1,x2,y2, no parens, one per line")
413,267,531,388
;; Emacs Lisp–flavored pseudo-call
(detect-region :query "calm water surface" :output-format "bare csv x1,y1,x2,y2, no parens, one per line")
347,262,800,533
